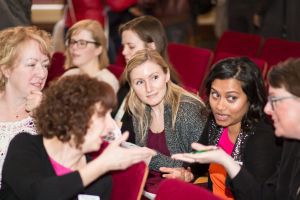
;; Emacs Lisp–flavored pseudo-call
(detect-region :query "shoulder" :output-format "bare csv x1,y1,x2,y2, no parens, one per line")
178,95,207,115
62,67,80,76
9,132,41,150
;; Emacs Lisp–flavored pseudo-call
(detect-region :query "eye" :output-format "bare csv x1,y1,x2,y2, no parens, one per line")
135,80,144,85
227,96,238,103
128,45,135,50
78,40,87,46
152,74,159,80
210,91,219,99
27,63,36,67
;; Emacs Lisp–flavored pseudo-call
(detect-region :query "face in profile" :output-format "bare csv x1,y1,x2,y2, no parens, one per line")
209,78,249,129
121,30,147,62
68,29,102,68
80,103,116,153
2,40,49,96
130,60,170,108
264,86,300,139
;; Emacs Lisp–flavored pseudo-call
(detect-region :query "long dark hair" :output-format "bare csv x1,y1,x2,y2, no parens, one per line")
204,57,267,130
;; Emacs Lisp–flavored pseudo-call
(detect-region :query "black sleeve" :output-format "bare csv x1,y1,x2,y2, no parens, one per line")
242,120,282,183
2,133,84,200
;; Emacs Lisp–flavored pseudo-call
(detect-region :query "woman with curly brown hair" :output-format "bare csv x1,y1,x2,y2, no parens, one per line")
0,75,154,200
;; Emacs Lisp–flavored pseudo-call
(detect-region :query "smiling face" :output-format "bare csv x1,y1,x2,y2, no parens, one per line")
264,86,300,139
3,40,49,97
121,30,148,62
68,29,102,68
209,78,249,130
130,60,170,108
81,104,116,153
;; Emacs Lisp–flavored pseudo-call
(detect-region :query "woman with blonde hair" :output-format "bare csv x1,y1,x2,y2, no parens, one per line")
125,49,207,194
0,26,52,186
64,19,119,92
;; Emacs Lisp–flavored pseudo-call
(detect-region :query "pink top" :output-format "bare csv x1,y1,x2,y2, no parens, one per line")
49,156,73,176
218,127,235,154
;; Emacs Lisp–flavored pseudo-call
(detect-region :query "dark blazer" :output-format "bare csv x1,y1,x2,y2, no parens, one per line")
0,133,112,200
192,116,282,197
232,139,300,200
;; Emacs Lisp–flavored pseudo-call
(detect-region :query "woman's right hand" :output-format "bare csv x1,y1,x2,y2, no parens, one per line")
98,132,156,171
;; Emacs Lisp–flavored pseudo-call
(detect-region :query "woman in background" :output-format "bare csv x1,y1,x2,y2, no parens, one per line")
114,15,180,142
0,26,51,186
64,19,119,92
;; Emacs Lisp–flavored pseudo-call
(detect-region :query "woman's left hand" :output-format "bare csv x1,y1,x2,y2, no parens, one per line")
159,167,194,182
25,90,43,113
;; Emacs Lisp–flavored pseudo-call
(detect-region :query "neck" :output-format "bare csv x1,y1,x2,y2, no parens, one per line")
228,122,241,143
43,137,85,170
151,100,164,118
0,89,29,121
79,59,102,77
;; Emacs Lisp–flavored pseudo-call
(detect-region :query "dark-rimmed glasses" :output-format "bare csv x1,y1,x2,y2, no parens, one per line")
66,39,100,49
267,96,298,110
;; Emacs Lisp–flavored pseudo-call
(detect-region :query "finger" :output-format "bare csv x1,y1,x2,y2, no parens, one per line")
159,167,173,173
171,154,196,163
191,143,217,151
162,173,175,179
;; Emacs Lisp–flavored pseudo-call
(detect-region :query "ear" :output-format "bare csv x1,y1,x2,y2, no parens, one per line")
0,65,12,78
166,69,170,83
95,45,103,57
147,42,156,50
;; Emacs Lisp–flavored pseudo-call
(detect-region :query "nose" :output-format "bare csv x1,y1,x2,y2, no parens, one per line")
145,81,152,93
216,98,226,111
122,46,128,57
35,63,48,79
264,101,272,115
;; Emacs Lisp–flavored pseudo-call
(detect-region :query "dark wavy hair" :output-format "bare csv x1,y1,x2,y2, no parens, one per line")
268,58,300,97
34,75,117,148
204,57,267,130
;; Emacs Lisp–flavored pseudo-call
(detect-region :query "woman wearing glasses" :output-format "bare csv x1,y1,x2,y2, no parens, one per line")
173,58,300,199
64,19,119,93
171,57,282,199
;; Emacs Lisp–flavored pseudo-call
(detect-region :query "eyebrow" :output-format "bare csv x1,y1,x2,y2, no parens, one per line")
211,87,240,95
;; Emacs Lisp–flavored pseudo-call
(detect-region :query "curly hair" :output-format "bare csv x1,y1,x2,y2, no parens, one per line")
34,74,117,148
204,57,267,131
0,26,52,91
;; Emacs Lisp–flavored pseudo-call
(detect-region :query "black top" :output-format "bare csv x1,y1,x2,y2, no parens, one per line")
0,132,112,200
232,139,300,200
191,116,283,198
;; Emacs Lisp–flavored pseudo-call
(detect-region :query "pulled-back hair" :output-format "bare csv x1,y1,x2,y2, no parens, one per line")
204,57,267,130
34,75,117,148
65,19,109,70
119,15,180,84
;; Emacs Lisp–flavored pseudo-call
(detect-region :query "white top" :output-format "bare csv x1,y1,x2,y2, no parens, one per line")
63,68,120,93
0,117,37,187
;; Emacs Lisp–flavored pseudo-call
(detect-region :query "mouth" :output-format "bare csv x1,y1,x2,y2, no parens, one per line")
31,82,44,90
214,113,229,121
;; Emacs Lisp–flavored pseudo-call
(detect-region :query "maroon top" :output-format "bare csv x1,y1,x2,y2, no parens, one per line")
145,129,170,194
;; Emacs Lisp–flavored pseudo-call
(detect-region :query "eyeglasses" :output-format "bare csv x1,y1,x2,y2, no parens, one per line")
267,95,297,110
66,39,100,49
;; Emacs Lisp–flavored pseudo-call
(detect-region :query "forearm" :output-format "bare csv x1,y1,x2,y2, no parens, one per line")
79,157,110,187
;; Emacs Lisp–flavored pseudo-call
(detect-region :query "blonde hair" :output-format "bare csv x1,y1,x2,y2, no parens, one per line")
0,26,52,91
65,19,109,70
125,49,203,137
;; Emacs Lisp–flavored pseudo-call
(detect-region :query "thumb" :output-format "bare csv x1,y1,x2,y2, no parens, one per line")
110,131,129,147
